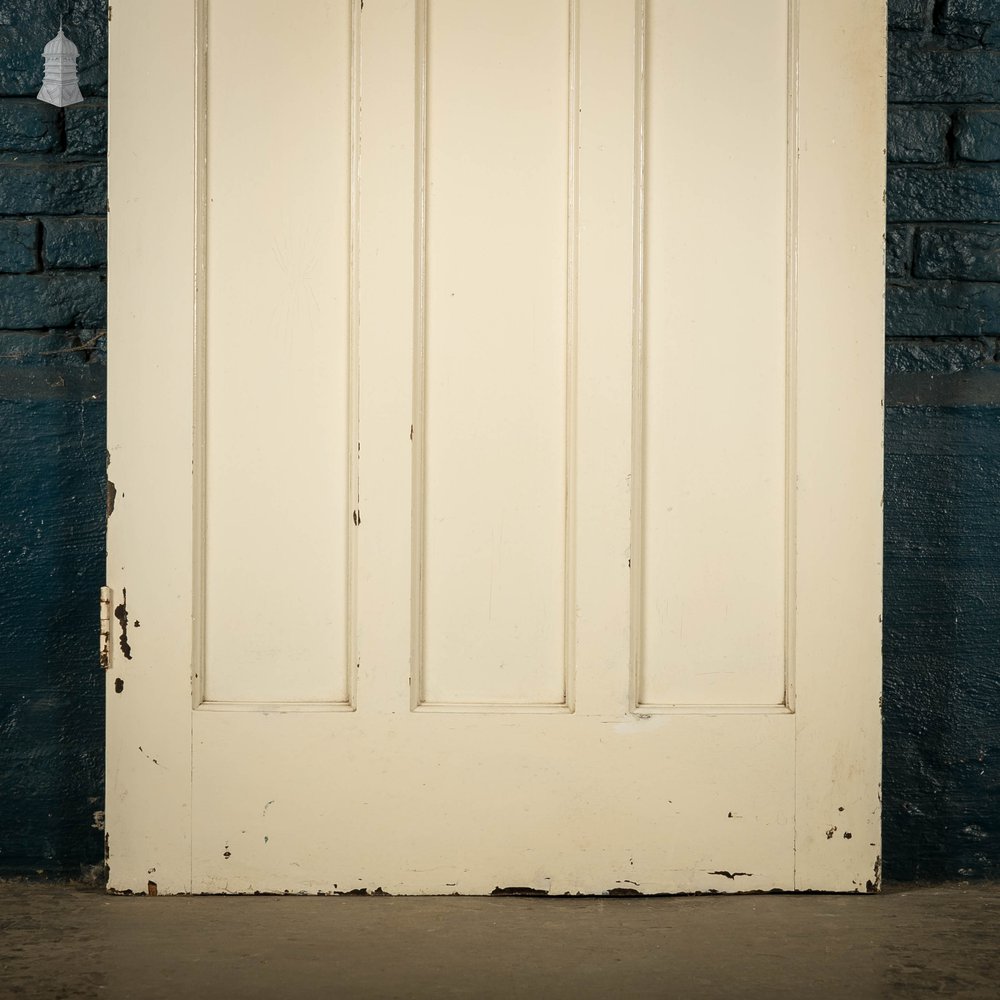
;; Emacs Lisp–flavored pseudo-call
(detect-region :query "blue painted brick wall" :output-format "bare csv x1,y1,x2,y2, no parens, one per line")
885,0,1000,880
0,0,107,879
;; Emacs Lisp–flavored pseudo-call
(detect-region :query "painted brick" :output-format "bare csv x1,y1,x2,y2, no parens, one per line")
915,226,1000,279
938,0,1000,45
0,273,106,328
884,406,1000,880
0,99,60,153
885,338,1000,374
43,217,106,269
889,37,1000,103
64,100,107,156
0,220,39,274
889,0,929,31
887,225,916,278
0,0,108,97
0,330,98,366
887,280,1000,336
0,395,105,877
887,166,1000,221
888,107,952,164
0,162,106,216
955,109,1000,162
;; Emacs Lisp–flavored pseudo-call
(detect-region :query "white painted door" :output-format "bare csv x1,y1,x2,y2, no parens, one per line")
106,0,885,895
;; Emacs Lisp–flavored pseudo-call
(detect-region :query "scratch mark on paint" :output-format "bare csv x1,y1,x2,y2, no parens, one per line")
708,870,753,880
263,800,275,817
114,589,132,660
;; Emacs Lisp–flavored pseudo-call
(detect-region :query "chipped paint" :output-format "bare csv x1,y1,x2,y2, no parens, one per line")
99,586,113,670
114,588,132,659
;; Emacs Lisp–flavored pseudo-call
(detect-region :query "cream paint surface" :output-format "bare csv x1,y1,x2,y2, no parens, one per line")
107,0,884,895
640,0,788,708
420,1,569,707
202,0,354,704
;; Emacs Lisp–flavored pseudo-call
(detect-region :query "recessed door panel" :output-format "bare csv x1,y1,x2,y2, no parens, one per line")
202,0,355,704
416,1,571,708
639,0,789,708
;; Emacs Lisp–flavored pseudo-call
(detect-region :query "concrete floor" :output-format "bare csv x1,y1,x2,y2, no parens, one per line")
1,883,998,999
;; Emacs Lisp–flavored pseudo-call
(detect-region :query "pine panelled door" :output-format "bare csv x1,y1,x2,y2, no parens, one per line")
106,0,885,895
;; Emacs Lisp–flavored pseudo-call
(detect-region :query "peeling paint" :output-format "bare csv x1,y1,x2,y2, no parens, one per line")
708,871,753,880
114,588,132,660
490,886,548,897
866,855,882,893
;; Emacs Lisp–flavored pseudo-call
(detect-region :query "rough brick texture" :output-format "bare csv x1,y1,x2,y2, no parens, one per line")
915,227,1000,280
0,0,107,880
885,0,1000,881
0,273,106,328
888,107,951,162
64,99,106,156
0,161,106,215
43,217,106,269
955,108,1000,159
0,219,39,273
0,98,60,152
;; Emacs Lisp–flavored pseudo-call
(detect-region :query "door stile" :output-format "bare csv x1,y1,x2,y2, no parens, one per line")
791,0,884,890
106,0,199,893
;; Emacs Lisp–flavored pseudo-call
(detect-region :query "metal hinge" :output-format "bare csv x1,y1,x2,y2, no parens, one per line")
100,586,113,670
